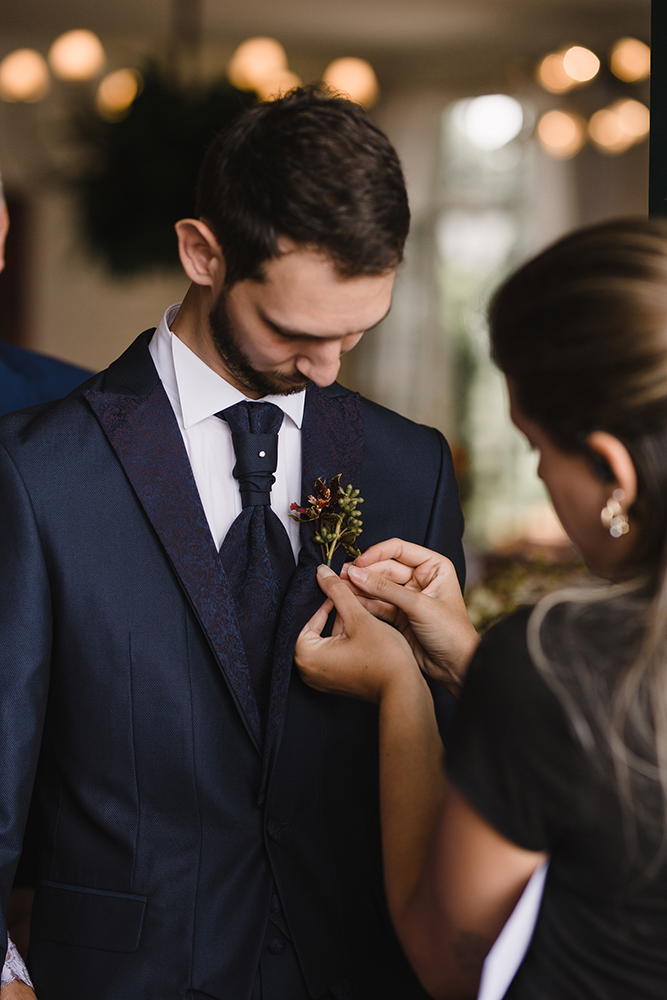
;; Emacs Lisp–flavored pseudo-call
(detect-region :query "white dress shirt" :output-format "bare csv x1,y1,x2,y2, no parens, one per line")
149,304,305,557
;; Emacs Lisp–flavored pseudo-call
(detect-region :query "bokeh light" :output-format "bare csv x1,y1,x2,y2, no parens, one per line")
562,45,600,83
588,99,649,154
96,68,142,121
48,29,106,81
588,107,634,154
614,98,649,140
610,37,650,83
454,94,524,151
536,51,574,94
0,49,50,102
323,58,379,108
537,110,586,159
254,69,302,101
227,37,288,93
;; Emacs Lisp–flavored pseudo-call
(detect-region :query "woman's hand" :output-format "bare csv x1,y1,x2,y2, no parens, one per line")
342,539,480,697
295,565,426,704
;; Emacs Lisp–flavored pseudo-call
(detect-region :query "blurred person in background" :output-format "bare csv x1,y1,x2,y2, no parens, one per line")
0,178,89,417
0,172,89,1000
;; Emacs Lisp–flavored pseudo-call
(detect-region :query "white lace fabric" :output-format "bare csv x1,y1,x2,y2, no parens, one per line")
1,936,33,989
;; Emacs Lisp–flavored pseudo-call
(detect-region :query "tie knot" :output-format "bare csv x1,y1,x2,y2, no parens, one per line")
219,400,284,436
217,401,284,507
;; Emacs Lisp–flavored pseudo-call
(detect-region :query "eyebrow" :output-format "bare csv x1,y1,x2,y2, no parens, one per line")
258,305,392,341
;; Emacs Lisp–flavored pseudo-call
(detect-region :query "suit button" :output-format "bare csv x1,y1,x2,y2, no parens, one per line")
267,818,283,841
270,893,280,914
267,937,286,955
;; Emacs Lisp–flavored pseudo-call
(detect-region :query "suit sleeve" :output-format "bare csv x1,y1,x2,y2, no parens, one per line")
0,441,52,958
421,429,465,739
423,429,465,590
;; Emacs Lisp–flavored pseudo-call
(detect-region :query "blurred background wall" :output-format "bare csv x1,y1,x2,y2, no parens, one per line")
0,0,652,564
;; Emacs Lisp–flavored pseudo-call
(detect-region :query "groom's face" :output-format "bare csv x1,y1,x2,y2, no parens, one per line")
209,239,396,398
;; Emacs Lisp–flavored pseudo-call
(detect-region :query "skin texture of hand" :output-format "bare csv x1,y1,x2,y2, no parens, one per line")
0,983,36,999
295,564,426,704
6,889,33,960
342,539,480,697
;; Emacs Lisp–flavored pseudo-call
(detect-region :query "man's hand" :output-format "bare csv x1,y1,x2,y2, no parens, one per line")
7,889,33,961
341,539,480,697
3,928,35,999
0,983,36,999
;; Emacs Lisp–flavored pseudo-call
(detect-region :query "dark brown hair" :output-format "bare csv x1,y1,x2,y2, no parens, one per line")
195,85,410,286
490,217,667,576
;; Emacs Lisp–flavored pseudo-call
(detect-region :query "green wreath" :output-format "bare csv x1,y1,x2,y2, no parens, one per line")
75,65,256,276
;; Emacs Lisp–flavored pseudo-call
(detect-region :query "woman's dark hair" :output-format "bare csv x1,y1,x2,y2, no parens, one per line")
489,218,667,846
195,85,410,286
490,217,667,576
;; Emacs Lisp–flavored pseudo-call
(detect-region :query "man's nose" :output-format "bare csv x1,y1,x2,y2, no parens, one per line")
295,341,344,387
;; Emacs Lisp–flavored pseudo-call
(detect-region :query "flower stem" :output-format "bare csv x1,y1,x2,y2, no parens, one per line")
320,513,344,567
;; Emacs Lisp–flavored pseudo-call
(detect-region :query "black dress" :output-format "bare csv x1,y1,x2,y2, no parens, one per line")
447,606,667,1000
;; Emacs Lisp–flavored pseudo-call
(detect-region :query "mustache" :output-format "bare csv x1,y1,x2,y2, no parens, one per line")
270,372,311,396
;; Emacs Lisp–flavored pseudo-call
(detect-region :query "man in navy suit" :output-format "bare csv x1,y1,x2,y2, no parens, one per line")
0,88,464,1000
0,186,89,417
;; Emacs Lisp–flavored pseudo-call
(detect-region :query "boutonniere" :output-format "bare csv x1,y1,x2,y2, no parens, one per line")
290,474,364,567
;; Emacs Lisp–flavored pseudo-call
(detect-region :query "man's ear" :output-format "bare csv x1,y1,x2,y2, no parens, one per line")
586,431,638,507
0,201,10,274
174,218,225,287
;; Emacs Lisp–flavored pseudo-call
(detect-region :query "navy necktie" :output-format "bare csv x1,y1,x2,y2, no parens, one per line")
217,401,296,724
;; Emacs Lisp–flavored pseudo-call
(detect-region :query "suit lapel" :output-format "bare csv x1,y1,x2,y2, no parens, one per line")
259,381,364,798
84,335,263,752
84,334,364,775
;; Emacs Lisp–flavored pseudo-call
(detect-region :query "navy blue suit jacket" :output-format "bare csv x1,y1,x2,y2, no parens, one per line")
0,331,464,1000
0,342,89,416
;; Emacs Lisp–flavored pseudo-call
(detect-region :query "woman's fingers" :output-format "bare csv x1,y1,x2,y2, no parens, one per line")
347,561,479,696
301,596,335,638
300,556,478,704
416,556,462,600
355,538,438,571
321,567,400,627
296,568,420,703
356,595,403,625
315,564,369,627
353,558,416,586
355,540,461,600
347,564,424,618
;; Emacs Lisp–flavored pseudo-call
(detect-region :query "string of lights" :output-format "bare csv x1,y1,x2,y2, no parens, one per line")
0,30,380,116
535,37,650,159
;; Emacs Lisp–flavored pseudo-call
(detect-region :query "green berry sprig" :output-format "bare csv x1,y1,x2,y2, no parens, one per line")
290,474,364,567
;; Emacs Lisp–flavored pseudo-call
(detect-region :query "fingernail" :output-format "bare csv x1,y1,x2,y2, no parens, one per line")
348,565,369,585
317,564,336,578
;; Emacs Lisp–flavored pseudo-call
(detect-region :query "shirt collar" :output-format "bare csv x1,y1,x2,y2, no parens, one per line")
156,303,306,430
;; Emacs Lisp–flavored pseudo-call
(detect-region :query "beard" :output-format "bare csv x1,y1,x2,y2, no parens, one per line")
208,290,309,397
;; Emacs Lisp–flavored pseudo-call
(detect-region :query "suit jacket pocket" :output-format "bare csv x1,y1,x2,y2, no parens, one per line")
31,880,147,952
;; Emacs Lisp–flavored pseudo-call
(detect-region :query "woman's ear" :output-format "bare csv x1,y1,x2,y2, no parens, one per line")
586,431,637,507
174,218,225,287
